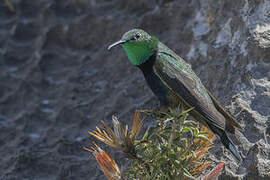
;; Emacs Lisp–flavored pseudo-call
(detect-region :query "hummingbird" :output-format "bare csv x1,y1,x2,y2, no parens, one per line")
108,29,242,161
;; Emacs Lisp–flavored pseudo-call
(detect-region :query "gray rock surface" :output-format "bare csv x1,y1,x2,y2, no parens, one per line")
0,0,269,179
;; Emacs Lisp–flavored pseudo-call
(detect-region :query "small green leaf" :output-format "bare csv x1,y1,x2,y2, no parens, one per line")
196,134,211,141
183,120,197,125
141,127,150,141
183,168,195,179
182,127,194,136
181,107,195,114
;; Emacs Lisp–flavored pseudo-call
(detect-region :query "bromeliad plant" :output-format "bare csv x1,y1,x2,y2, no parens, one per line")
86,108,219,179
89,112,145,159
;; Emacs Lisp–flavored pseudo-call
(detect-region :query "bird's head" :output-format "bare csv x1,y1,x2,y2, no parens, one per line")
108,29,158,66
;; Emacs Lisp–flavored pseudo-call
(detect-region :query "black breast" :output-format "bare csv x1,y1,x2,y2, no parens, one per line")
137,53,170,106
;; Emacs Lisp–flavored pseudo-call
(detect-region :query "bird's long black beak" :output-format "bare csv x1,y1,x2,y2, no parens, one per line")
107,40,126,50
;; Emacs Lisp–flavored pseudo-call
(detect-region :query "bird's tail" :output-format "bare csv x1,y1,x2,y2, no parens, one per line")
219,130,242,161
207,122,242,161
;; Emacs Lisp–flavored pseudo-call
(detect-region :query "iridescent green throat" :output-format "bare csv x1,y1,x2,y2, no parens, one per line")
122,37,158,66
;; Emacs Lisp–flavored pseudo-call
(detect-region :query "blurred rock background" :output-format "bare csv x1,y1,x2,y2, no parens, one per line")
0,0,269,179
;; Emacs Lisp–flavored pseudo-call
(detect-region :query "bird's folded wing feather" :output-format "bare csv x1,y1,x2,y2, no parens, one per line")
155,50,226,130
207,90,242,130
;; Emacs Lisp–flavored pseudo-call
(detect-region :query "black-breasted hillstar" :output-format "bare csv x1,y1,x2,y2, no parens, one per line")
108,29,242,161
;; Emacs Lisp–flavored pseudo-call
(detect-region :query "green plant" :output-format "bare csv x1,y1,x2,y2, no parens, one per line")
86,108,217,179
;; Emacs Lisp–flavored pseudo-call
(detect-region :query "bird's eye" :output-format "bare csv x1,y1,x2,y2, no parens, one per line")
135,33,141,40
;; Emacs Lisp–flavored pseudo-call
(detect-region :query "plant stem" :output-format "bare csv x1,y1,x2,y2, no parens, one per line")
168,118,176,149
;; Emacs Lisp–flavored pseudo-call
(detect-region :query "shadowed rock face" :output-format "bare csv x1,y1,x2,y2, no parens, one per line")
0,0,269,179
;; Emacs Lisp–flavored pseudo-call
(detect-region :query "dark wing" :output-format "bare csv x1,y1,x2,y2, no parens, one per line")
154,50,227,131
207,90,242,132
